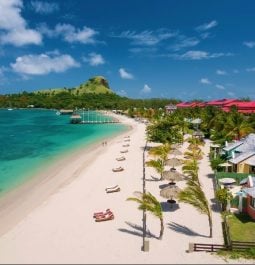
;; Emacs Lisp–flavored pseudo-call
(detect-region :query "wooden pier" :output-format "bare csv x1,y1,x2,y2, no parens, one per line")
70,110,119,124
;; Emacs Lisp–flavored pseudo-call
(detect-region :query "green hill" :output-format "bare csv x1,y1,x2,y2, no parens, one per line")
36,76,114,95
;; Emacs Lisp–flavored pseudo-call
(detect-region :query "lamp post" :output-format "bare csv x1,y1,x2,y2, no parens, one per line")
142,140,149,252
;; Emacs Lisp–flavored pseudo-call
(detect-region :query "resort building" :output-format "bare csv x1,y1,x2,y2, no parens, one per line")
223,134,255,173
243,176,255,220
206,98,238,108
175,98,255,114
222,101,255,114
165,104,177,114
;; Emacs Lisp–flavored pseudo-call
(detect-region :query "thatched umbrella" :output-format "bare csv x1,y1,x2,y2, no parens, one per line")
160,185,181,206
165,157,182,169
171,143,181,149
162,170,183,185
170,149,182,156
187,144,201,151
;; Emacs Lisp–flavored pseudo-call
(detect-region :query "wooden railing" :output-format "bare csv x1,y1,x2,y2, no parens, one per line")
231,241,255,250
190,243,227,252
189,241,255,253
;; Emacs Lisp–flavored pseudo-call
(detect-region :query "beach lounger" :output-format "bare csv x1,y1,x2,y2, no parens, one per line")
93,209,112,218
120,150,128,153
112,167,124,172
122,144,129,147
116,156,126,161
105,185,120,193
95,212,114,222
124,139,130,142
124,136,130,138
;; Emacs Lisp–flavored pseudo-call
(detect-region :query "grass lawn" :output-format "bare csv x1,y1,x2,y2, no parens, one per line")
227,213,255,241
217,213,255,260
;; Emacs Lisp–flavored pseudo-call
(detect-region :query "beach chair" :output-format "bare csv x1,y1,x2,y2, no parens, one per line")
93,209,112,218
116,156,126,161
120,150,128,153
95,213,114,222
122,144,130,147
112,167,124,172
105,185,121,193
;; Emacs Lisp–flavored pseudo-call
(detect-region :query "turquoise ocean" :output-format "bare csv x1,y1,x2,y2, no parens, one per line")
0,109,127,195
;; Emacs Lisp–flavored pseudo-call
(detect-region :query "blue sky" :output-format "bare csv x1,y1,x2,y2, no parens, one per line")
1,0,255,100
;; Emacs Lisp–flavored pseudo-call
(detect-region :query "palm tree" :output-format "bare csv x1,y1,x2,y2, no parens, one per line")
184,148,204,160
178,180,212,237
186,136,204,146
148,143,171,164
146,159,164,180
224,111,254,140
182,159,199,183
127,192,164,239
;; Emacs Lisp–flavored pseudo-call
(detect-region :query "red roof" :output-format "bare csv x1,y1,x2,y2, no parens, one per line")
176,99,255,114
238,109,255,114
176,102,196,108
223,101,255,112
206,98,238,107
221,107,230,112
195,102,207,107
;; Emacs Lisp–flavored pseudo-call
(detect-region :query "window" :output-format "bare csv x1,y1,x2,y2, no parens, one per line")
250,166,255,174
250,197,255,208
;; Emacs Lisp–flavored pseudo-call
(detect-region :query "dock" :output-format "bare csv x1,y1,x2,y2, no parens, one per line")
70,110,119,124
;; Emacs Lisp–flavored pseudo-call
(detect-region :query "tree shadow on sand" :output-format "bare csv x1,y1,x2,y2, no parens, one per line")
206,173,215,179
159,183,169,189
160,202,180,212
167,222,208,238
118,221,157,239
210,198,221,213
145,176,161,182
140,146,152,152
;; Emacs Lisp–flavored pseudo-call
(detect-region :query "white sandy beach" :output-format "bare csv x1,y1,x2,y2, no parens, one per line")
0,114,252,264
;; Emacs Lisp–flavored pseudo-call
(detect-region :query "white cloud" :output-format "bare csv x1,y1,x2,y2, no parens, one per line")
200,78,211,85
174,50,229,60
0,66,5,77
116,89,127,96
170,36,200,51
195,20,218,31
39,23,99,44
227,91,235,97
113,29,176,46
233,69,239,74
129,47,158,54
0,0,42,46
30,1,59,14
200,32,211,39
243,41,255,48
11,53,80,75
246,67,255,72
215,84,225,90
119,68,134,79
83,53,105,66
141,84,151,93
216,69,227,75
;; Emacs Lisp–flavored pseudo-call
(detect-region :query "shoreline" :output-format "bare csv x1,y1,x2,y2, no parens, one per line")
0,113,132,236
0,114,252,264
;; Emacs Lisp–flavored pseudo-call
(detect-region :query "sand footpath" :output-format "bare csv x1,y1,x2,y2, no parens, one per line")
0,114,252,264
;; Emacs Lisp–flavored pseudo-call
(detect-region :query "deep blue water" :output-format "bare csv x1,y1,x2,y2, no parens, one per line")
0,109,126,194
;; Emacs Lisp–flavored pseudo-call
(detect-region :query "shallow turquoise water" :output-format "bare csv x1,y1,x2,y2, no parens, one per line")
0,109,126,194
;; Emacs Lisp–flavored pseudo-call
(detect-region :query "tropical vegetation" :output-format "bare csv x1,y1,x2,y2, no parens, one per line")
0,76,178,110
178,179,213,237
127,192,164,240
